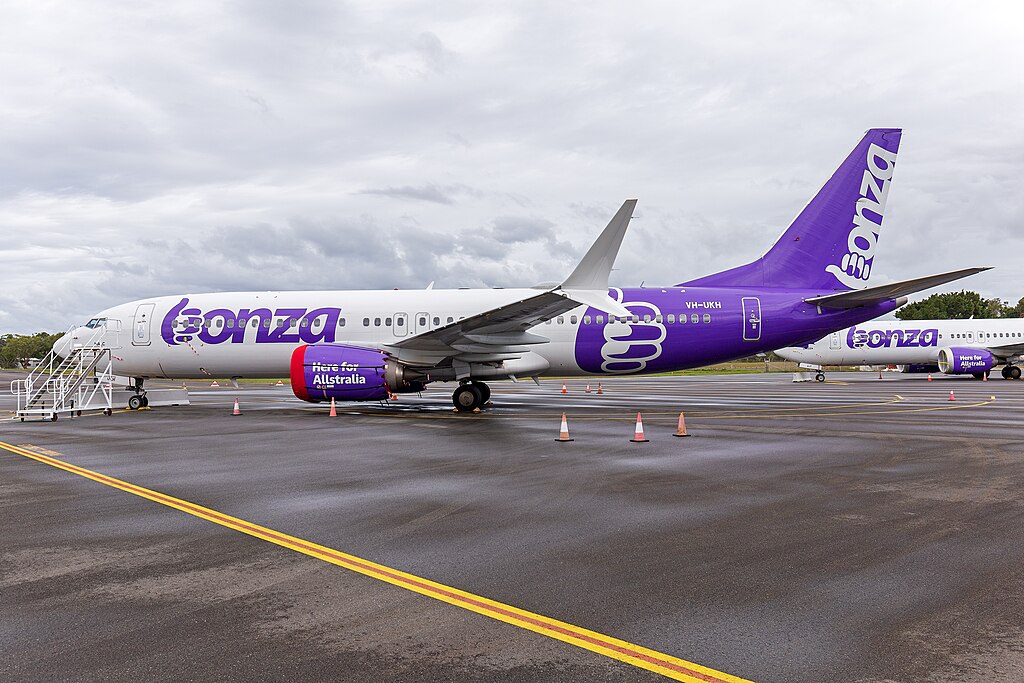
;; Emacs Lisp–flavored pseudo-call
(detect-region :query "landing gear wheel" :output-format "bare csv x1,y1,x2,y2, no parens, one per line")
140,395,149,407
103,408,113,416
50,414,57,422
1010,366,1022,380
453,384,483,412
471,381,491,404
1002,366,1012,379
128,395,143,410
815,372,826,382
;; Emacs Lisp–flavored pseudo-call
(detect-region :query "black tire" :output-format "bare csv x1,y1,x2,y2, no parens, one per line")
50,414,57,422
128,395,143,410
453,384,483,412
104,408,112,416
1011,366,1022,380
140,395,150,407
815,372,825,382
1002,366,1012,379
472,381,491,403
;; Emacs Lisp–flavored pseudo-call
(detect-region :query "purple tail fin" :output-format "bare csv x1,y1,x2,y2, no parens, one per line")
680,128,902,291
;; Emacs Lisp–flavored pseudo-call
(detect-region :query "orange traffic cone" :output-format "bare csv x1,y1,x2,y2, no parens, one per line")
561,383,568,394
673,412,691,437
555,413,573,442
630,412,649,443
211,381,220,388
586,383,592,393
329,397,337,417
232,398,241,415
596,383,604,395
276,380,284,386
983,372,988,382
927,374,932,381
949,390,955,401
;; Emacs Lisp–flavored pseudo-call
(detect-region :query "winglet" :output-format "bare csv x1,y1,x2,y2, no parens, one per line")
805,267,991,309
561,199,637,291
556,200,637,317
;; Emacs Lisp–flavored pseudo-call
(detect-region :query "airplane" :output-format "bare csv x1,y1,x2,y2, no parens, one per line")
53,128,989,412
777,317,1024,381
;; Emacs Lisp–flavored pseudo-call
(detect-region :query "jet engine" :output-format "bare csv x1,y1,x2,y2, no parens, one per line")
290,343,424,402
937,347,995,375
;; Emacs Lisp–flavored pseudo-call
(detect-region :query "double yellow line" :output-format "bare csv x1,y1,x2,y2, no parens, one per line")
0,441,751,683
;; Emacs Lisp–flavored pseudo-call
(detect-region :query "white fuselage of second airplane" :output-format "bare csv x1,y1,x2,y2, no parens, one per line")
777,318,1024,366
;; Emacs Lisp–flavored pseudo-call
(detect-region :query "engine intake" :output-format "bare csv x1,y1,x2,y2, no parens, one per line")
290,343,424,403
937,347,995,375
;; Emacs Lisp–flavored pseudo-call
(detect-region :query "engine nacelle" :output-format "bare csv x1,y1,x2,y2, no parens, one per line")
290,343,424,403
937,347,995,375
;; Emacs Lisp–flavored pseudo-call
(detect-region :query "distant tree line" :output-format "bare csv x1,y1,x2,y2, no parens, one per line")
896,291,1024,320
0,332,63,368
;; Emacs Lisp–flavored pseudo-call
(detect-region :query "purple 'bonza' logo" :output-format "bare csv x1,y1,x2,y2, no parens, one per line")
161,297,342,345
846,326,938,349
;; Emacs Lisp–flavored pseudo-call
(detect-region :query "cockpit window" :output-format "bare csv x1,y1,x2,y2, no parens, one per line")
84,318,107,328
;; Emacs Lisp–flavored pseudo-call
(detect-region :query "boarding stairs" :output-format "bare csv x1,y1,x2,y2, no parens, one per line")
11,325,117,421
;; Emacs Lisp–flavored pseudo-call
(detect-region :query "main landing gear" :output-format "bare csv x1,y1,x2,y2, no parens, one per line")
452,381,490,412
1001,365,1022,380
815,372,826,382
128,377,149,410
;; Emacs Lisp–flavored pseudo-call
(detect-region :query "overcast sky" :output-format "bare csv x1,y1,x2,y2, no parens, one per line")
1,1,1021,333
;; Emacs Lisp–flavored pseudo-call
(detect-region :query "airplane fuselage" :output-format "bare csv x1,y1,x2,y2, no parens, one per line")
60,286,900,382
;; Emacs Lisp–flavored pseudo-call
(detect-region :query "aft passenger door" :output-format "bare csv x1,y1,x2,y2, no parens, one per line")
741,297,761,342
132,303,155,346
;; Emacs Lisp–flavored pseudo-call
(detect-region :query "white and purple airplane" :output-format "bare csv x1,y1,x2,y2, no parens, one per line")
55,129,988,411
777,318,1024,381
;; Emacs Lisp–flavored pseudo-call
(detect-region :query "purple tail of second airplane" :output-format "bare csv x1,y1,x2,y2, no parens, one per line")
681,127,902,293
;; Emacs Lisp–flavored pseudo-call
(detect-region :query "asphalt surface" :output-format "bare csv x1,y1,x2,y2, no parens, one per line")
2,371,1024,682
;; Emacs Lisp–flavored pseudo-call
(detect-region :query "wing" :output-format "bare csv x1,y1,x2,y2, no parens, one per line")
386,200,638,376
984,341,1024,360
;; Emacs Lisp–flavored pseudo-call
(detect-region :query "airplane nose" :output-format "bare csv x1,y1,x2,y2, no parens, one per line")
52,332,73,359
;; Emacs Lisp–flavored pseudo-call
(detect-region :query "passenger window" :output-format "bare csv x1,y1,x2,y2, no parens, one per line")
385,317,392,326
226,319,234,328
447,317,454,324
629,315,638,323
546,319,552,324
596,315,604,324
703,313,711,323
396,317,404,326
655,315,663,323
301,319,309,328
570,315,578,324
583,315,592,324
264,319,271,328
363,318,369,326
339,318,346,327
433,317,440,326
643,315,652,323
679,314,686,324
419,317,426,326
557,316,564,324
691,314,699,324
668,314,675,324
374,318,382,326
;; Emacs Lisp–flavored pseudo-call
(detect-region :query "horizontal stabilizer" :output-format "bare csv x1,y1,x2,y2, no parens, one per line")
805,267,991,309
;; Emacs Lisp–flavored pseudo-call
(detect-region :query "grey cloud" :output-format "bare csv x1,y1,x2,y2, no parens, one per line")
1,1,1022,333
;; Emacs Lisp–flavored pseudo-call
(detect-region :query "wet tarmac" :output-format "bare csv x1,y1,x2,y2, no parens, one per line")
2,372,1024,682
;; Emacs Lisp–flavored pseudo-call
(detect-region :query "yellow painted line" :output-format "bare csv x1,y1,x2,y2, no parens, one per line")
0,441,751,683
